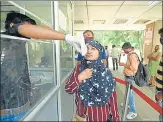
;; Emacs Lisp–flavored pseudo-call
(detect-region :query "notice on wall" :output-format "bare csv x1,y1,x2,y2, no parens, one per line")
143,22,155,63
144,23,154,45
145,27,153,39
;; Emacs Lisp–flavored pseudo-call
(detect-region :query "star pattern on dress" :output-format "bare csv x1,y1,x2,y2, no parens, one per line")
79,40,115,107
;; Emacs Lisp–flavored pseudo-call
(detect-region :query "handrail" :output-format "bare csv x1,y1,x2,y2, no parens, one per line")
1,34,52,43
1,34,29,41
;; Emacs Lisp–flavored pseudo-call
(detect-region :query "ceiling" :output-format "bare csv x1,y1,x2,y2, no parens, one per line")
1,1,162,31
74,1,162,30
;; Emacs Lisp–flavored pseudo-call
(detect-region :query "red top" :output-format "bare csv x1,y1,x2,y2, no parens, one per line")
65,65,120,121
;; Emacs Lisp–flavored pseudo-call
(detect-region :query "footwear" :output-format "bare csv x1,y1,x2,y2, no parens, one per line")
149,84,155,87
126,112,137,120
120,103,130,109
148,83,155,87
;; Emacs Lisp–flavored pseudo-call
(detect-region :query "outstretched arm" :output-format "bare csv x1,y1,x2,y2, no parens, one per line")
18,24,65,40
13,23,87,56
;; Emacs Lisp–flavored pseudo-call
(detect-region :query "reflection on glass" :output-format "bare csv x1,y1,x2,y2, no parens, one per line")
0,37,56,121
1,37,31,121
59,1,74,80
28,41,56,105
60,40,73,79
1,1,20,31
14,1,52,27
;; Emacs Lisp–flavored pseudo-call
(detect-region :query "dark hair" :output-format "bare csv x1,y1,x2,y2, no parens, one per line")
83,30,94,37
112,45,115,48
5,11,36,30
122,42,132,49
158,28,163,34
155,45,159,47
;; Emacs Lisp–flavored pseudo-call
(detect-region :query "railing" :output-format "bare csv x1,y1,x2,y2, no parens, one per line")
115,77,162,121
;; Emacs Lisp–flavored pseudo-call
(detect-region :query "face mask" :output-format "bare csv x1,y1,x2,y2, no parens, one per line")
160,38,163,45
124,50,130,54
85,37,93,41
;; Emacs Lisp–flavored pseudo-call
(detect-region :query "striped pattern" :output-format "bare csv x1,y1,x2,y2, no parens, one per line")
65,65,120,121
156,57,163,91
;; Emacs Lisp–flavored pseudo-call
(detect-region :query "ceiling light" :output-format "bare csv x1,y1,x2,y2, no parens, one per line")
114,19,128,24
93,20,105,24
148,1,154,6
148,1,160,7
134,19,150,24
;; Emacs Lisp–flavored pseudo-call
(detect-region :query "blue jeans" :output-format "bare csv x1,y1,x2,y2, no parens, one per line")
125,76,136,113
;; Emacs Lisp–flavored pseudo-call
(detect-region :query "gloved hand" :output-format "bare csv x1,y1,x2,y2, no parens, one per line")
65,34,87,56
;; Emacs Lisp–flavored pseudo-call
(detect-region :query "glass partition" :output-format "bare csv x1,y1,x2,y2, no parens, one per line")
14,1,53,27
0,35,57,121
27,40,56,105
0,1,56,120
59,1,74,80
0,1,75,121
1,1,20,32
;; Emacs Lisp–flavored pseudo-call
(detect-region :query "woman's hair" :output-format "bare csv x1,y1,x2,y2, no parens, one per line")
83,30,94,37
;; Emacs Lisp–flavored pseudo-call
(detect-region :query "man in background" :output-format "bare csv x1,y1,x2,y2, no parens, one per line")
147,45,161,87
111,45,119,70
105,46,109,68
155,28,163,121
120,42,139,120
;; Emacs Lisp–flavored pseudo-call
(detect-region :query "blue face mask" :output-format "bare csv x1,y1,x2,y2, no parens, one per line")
160,38,163,45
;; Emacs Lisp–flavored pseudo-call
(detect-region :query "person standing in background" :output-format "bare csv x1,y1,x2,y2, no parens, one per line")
105,46,109,68
111,45,119,70
120,42,139,120
147,45,161,87
155,28,163,122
